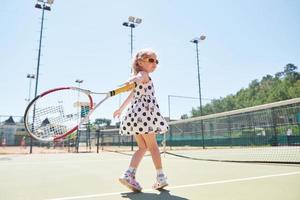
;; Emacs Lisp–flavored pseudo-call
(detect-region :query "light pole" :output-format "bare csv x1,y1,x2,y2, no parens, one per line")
75,79,83,152
75,79,84,123
75,79,83,87
33,0,54,100
30,0,54,154
123,16,142,151
25,74,35,103
122,16,142,61
75,79,84,119
190,34,206,149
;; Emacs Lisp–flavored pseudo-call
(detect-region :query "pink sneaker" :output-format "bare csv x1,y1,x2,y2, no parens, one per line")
119,172,142,192
153,174,168,190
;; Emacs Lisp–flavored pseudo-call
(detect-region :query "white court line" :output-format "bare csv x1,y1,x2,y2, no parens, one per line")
46,171,300,200
0,158,132,166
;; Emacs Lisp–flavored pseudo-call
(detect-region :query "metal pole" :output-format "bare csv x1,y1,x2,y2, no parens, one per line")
30,4,46,154
130,25,134,151
130,26,133,60
29,78,33,102
195,42,203,116
123,17,142,152
75,80,82,152
271,108,278,146
227,116,232,147
195,41,205,149
164,95,171,156
168,95,171,120
26,76,33,103
34,4,45,101
96,129,100,153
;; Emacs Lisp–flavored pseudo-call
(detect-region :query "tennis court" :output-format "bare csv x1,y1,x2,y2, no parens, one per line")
0,150,299,200
1,98,300,199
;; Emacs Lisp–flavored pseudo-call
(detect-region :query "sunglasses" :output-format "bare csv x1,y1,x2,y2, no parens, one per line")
145,58,159,64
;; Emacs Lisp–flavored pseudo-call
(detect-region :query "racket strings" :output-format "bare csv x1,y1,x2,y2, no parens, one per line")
34,105,64,116
30,104,78,139
26,88,92,141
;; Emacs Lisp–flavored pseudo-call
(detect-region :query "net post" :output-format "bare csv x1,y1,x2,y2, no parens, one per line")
200,119,205,149
75,130,80,153
96,129,100,154
227,116,232,148
271,108,279,146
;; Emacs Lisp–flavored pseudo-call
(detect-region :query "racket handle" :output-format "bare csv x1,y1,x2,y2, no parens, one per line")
109,82,137,96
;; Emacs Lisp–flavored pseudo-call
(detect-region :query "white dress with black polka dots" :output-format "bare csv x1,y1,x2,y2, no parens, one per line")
120,77,169,135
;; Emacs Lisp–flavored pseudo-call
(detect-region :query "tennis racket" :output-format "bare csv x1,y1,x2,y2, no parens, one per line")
24,83,136,142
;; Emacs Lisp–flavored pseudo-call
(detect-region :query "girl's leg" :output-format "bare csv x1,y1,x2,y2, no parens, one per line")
129,134,147,168
119,134,147,192
142,133,162,170
142,133,168,189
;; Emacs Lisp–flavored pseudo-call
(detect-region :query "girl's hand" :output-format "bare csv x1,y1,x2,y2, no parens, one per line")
113,109,122,119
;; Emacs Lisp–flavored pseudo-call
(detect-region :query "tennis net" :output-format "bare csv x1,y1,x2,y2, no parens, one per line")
99,98,300,164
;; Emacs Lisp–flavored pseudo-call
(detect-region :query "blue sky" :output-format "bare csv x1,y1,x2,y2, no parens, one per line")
0,0,299,123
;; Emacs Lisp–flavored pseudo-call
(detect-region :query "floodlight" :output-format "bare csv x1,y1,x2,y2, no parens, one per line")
128,16,135,22
135,18,142,24
44,6,51,11
35,3,42,9
47,0,54,5
75,79,83,84
200,35,206,40
190,38,199,43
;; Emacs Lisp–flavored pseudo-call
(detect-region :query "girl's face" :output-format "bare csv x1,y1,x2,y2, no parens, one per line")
138,54,158,73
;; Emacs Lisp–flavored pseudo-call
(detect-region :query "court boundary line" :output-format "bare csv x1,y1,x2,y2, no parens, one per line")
46,171,300,200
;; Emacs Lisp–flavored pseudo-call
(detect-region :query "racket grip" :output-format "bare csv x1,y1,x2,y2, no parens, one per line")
109,82,137,96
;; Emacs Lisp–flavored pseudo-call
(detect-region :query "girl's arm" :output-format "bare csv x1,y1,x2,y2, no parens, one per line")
119,91,134,112
113,91,134,118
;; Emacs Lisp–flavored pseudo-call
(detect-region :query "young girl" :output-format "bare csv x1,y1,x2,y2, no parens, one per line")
113,48,169,192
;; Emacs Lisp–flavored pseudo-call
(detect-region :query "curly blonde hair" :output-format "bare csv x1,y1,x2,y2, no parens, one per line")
131,48,157,75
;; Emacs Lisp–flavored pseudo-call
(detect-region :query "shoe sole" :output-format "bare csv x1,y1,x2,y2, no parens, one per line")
119,178,142,192
153,183,168,190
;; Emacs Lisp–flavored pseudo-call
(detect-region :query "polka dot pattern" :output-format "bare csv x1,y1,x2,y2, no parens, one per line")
120,77,169,135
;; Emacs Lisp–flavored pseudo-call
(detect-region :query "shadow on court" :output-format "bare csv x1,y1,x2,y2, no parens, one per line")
121,189,189,200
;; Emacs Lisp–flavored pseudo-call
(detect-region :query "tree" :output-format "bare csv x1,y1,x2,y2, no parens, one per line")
284,63,299,83
190,64,299,118
249,79,259,88
180,114,188,120
284,63,297,76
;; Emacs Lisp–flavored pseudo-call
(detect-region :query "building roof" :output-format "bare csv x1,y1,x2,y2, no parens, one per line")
4,116,16,125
